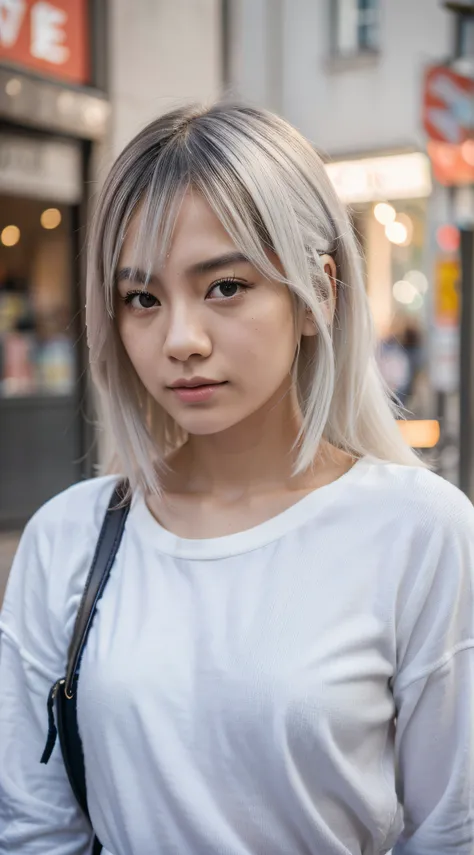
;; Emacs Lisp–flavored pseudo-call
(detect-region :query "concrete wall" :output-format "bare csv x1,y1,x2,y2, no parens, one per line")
230,0,452,156
108,0,222,158
228,0,284,113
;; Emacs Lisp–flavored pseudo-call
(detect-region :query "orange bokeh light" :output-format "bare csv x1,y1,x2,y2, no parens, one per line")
397,420,440,449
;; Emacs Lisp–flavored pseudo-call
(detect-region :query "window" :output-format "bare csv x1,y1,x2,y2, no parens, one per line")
455,12,474,59
331,0,380,57
0,194,75,397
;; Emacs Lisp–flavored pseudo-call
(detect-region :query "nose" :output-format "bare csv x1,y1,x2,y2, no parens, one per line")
162,303,212,362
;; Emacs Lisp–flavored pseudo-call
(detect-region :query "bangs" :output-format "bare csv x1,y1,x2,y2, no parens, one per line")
104,145,190,316
105,118,304,319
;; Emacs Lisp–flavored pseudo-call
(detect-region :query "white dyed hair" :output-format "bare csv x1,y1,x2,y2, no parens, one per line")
86,101,423,495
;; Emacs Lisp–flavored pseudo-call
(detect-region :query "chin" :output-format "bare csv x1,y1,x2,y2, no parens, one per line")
175,419,239,436
169,409,251,437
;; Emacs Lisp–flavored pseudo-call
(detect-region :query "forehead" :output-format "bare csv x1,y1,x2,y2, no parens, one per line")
120,189,238,272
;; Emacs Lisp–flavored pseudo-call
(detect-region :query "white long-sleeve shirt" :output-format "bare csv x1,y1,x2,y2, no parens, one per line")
0,457,473,855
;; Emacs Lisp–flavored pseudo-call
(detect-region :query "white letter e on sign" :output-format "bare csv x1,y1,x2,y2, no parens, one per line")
30,1,69,65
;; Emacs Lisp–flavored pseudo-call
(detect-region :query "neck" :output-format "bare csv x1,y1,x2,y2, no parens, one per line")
176,382,311,496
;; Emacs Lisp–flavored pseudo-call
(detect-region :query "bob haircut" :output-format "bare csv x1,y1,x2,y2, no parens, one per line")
86,101,423,495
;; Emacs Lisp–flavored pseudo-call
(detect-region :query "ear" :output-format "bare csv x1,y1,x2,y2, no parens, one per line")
301,254,337,336
320,254,337,303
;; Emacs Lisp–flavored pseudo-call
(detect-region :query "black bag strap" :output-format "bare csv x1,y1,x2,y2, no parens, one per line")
64,478,130,698
41,479,131,854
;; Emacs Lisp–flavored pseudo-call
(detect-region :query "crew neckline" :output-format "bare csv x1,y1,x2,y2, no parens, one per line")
130,456,375,560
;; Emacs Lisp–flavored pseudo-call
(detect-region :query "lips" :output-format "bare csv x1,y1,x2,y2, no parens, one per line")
168,377,224,389
168,380,227,404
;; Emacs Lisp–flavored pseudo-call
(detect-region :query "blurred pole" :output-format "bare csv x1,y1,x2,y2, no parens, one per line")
459,226,474,495
443,1,474,497
221,0,232,92
434,183,456,483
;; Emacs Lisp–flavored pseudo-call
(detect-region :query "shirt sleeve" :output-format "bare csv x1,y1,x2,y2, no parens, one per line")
0,515,93,854
392,487,474,855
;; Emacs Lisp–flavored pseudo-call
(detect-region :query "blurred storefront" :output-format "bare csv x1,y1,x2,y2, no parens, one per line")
326,151,437,441
0,0,109,527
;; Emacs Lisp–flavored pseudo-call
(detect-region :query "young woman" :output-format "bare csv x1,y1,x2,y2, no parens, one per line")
0,102,473,855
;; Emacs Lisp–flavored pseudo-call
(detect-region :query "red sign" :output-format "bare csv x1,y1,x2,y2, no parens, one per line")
0,0,88,85
423,65,474,145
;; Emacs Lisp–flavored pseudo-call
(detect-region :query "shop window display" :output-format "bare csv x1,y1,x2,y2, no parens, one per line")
352,200,431,420
0,195,75,397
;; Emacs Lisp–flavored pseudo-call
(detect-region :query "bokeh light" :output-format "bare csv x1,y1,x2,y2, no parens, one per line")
1,225,20,247
395,213,413,245
436,223,460,253
405,270,429,294
393,279,417,304
374,202,396,226
397,420,440,449
5,78,22,97
40,208,62,230
385,221,408,245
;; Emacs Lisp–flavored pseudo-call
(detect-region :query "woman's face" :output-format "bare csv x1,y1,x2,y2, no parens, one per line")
116,190,311,437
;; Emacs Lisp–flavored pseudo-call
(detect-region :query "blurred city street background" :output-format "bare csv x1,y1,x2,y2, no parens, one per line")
1,0,474,597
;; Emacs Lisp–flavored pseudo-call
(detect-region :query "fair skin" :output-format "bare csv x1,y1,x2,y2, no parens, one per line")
116,190,355,537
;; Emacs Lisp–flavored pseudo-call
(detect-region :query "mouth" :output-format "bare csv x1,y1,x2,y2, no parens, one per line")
167,381,228,403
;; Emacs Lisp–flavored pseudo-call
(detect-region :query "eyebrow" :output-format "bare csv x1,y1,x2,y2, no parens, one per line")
116,252,252,287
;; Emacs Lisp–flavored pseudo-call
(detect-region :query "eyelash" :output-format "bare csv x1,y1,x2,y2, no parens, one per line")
121,290,158,309
207,277,249,300
121,278,249,310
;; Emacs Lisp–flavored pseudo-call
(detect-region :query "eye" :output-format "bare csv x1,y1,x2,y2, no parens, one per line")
123,290,159,310
207,278,247,300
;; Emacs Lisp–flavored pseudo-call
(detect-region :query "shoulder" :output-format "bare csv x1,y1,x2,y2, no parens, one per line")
22,473,126,589
27,475,119,539
10,474,122,575
357,458,474,537
366,465,474,685
0,476,124,666
354,460,474,605
359,461,474,646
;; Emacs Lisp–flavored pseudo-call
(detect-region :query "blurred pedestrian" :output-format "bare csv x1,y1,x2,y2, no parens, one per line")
1,102,473,855
377,316,424,408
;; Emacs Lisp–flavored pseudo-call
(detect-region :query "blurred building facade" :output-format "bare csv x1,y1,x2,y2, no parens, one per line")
228,0,462,475
0,0,221,528
0,1,108,527
0,0,469,531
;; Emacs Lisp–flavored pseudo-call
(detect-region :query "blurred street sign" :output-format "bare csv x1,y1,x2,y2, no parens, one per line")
430,257,461,393
0,0,89,85
435,257,460,325
0,134,81,202
423,65,474,144
325,153,431,204
427,139,474,184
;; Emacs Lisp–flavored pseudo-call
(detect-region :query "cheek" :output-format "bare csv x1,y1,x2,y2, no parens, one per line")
222,303,296,373
117,314,153,362
118,323,138,365
117,318,158,377
253,298,296,354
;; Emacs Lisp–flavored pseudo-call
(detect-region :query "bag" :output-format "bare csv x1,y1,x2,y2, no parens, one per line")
41,480,131,855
